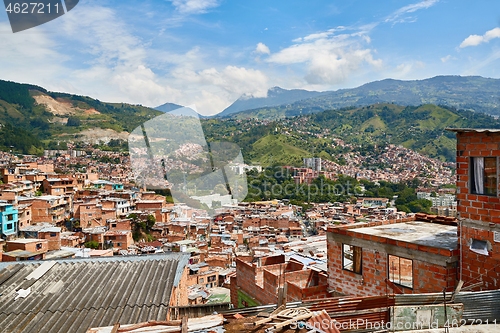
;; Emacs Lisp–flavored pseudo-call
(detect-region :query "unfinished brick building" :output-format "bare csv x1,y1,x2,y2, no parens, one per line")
327,216,459,297
448,128,500,291
230,254,328,307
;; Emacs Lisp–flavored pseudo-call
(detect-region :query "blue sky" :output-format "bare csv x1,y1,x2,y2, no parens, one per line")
1,0,500,115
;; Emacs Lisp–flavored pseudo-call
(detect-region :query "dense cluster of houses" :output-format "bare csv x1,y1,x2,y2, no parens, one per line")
2,128,500,333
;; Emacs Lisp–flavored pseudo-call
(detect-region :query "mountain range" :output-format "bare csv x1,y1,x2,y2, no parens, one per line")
218,86,326,117
1,75,500,164
219,75,500,119
154,102,183,113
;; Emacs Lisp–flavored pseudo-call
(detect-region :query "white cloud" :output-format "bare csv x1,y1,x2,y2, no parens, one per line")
293,27,345,43
50,5,178,106
0,22,69,88
173,65,268,101
394,61,426,78
267,28,381,85
385,0,439,24
462,49,500,76
169,0,220,14
255,43,270,55
441,55,452,63
460,27,500,48
0,4,268,116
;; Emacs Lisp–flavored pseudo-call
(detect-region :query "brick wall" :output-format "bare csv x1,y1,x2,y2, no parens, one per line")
229,275,238,306
6,239,48,253
287,282,329,302
327,221,458,297
455,131,500,290
169,266,190,311
38,231,61,251
328,238,457,296
232,259,266,305
456,132,500,223
205,256,230,268
233,256,329,306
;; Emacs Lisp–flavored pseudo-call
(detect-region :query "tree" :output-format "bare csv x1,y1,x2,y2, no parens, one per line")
84,240,99,249
66,116,81,127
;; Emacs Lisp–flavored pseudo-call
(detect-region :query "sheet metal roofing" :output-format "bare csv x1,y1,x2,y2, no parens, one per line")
0,253,190,333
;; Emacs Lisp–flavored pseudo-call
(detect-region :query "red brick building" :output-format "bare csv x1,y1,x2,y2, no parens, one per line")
42,177,78,196
135,200,167,222
230,254,328,306
103,230,133,251
449,128,500,290
327,216,459,296
30,195,71,224
2,239,48,261
74,201,103,228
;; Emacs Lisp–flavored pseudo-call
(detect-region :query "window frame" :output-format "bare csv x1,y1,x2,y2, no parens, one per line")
470,157,498,196
342,243,362,274
470,238,489,255
388,254,413,289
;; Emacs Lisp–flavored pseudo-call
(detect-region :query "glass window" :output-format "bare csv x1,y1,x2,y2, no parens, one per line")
342,244,362,274
471,157,497,196
388,255,413,288
470,239,488,255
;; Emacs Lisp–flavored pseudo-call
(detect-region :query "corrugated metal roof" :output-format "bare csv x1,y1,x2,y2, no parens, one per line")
396,290,500,322
454,290,500,322
0,253,190,333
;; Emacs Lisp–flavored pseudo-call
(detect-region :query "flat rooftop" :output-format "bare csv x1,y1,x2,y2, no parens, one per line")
7,238,46,244
349,221,457,250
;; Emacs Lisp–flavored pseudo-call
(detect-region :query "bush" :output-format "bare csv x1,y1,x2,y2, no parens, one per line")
84,240,100,249
66,116,81,127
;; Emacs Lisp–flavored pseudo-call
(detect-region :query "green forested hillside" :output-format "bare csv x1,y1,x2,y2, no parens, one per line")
203,103,500,164
0,79,162,154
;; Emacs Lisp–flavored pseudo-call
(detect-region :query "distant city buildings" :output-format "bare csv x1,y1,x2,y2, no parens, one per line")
303,157,322,172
